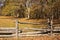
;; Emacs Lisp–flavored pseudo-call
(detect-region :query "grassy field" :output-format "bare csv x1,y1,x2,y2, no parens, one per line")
0,16,47,28
0,16,60,29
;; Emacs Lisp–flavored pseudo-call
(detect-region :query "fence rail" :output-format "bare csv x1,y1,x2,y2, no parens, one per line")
0,19,59,37
0,27,59,37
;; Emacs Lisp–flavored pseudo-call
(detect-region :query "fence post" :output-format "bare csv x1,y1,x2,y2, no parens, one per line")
51,20,53,35
15,19,19,39
47,18,53,35
51,16,53,35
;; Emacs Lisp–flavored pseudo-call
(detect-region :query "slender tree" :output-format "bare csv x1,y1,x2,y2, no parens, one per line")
26,0,31,19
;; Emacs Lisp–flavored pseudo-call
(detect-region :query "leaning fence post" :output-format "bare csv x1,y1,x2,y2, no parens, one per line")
15,19,18,39
47,18,53,35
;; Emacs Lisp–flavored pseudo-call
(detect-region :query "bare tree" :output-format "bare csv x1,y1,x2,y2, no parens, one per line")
26,0,31,19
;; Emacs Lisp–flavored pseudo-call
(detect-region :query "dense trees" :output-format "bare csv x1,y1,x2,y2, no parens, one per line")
1,0,60,19
52,0,60,19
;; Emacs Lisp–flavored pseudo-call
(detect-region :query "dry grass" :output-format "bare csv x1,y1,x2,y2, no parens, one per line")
0,16,47,28
19,35,60,40
0,35,60,40
0,16,60,29
0,19,15,27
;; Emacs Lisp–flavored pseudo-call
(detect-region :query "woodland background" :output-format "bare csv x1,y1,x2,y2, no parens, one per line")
0,0,60,19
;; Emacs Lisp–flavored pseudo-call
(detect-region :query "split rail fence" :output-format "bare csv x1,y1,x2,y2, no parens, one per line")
0,19,60,38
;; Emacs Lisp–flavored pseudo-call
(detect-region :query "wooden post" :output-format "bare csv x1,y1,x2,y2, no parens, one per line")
50,16,53,35
51,20,53,35
47,17,53,35
15,19,19,40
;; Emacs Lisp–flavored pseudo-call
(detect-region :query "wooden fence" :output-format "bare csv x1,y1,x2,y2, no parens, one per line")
0,19,59,38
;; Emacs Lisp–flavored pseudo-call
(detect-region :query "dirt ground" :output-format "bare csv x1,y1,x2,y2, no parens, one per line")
0,35,60,40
